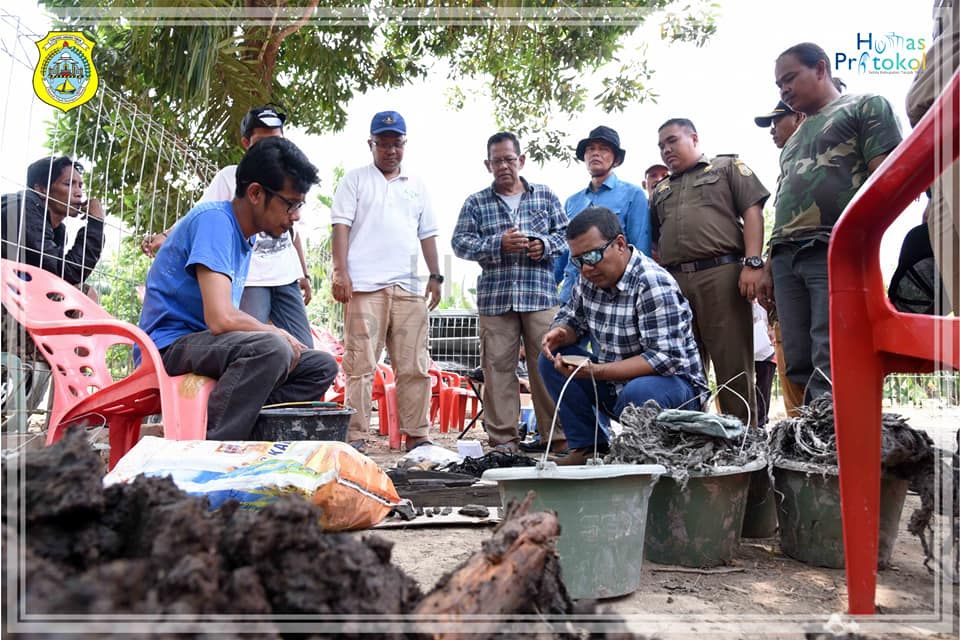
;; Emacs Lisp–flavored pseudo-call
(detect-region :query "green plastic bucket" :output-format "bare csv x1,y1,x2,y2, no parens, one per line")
741,468,779,538
644,459,765,567
482,463,665,599
772,460,908,569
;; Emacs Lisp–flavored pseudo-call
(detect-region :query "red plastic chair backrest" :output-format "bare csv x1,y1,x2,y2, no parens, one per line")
1,260,124,400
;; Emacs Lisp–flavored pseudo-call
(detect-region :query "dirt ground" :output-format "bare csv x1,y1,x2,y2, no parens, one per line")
5,400,957,637
355,402,960,637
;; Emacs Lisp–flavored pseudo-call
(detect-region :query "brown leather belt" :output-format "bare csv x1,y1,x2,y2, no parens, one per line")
666,253,742,274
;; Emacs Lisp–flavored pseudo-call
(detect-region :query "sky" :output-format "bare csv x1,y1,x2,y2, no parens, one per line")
0,0,934,297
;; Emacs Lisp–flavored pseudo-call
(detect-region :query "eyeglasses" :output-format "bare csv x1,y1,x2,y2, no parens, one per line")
489,156,519,167
370,140,406,151
570,238,616,269
261,185,306,214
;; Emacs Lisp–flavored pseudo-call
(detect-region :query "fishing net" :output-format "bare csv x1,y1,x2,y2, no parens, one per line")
607,400,766,488
768,393,938,568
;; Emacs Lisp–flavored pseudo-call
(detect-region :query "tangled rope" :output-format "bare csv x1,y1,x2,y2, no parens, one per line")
606,401,766,489
768,392,939,569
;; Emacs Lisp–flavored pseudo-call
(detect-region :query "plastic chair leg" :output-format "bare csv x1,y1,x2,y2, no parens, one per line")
378,397,390,436
451,394,467,432
2,353,26,433
386,386,401,450
833,350,885,614
439,390,450,434
107,414,144,470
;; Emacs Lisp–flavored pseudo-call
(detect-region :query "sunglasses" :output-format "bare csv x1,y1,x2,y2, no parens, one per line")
570,238,616,269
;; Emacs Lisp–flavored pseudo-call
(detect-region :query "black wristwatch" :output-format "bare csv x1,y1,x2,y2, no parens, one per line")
743,256,764,269
429,273,445,283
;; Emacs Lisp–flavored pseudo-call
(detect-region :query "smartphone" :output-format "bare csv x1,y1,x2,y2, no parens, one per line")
559,354,590,367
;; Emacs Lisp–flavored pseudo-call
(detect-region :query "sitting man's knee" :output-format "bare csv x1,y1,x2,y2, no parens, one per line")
248,331,295,364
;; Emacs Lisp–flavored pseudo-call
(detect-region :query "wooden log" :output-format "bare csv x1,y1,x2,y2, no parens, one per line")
413,491,571,637
394,482,501,508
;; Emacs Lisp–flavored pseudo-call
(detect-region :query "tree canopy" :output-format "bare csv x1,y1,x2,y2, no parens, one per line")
40,0,717,232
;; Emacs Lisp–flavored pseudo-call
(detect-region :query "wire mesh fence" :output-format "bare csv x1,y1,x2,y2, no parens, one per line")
428,310,480,374
1,12,217,431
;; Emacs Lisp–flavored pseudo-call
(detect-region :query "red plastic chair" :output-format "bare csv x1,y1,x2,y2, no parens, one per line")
323,355,347,404
0,258,215,469
438,370,479,433
427,367,441,425
373,363,401,449
829,70,960,614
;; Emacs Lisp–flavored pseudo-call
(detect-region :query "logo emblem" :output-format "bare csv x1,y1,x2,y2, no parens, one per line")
33,31,99,112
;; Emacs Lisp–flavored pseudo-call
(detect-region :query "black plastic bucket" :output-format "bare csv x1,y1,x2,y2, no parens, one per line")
251,404,355,442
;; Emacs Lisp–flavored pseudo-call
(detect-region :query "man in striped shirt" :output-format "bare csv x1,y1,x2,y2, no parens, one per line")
453,132,569,453
539,207,707,465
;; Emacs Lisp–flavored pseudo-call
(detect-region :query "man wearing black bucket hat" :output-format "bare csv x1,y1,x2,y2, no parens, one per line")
556,126,650,304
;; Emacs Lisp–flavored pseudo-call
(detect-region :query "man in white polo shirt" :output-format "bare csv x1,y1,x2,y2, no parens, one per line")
331,110,441,452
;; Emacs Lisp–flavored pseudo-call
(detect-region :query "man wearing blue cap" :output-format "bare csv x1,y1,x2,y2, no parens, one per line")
331,111,441,452
557,126,651,304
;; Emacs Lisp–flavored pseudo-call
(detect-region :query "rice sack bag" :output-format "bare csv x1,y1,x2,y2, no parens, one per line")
104,437,400,530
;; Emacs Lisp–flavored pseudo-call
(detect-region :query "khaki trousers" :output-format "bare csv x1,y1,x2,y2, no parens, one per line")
343,286,431,442
672,262,757,426
478,308,565,447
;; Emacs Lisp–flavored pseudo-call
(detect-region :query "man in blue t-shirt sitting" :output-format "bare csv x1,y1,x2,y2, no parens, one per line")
139,137,337,440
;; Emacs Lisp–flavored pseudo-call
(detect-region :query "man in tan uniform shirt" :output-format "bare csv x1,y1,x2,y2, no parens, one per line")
650,118,770,426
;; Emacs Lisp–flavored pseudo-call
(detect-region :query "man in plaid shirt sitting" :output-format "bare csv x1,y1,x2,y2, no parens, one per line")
539,207,707,465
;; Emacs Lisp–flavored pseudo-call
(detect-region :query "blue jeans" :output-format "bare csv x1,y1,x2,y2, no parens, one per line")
771,241,831,402
537,345,698,450
239,281,313,347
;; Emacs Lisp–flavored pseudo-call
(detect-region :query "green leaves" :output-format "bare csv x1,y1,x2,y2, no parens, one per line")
38,0,719,233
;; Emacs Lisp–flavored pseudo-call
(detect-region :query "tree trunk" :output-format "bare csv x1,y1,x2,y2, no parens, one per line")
413,492,573,638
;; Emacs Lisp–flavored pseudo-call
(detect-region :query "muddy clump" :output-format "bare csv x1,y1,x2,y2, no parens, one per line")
4,428,420,629
5,428,617,638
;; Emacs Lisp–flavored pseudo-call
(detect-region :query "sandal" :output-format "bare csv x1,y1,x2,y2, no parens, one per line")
492,442,520,454
403,437,435,453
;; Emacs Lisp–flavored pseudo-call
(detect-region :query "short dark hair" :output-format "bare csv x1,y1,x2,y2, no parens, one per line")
235,137,319,198
567,207,623,242
778,42,833,77
487,131,521,157
26,156,82,191
658,118,697,134
644,163,669,177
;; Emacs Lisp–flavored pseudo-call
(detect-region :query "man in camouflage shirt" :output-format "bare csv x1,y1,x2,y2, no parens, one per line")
765,42,902,401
